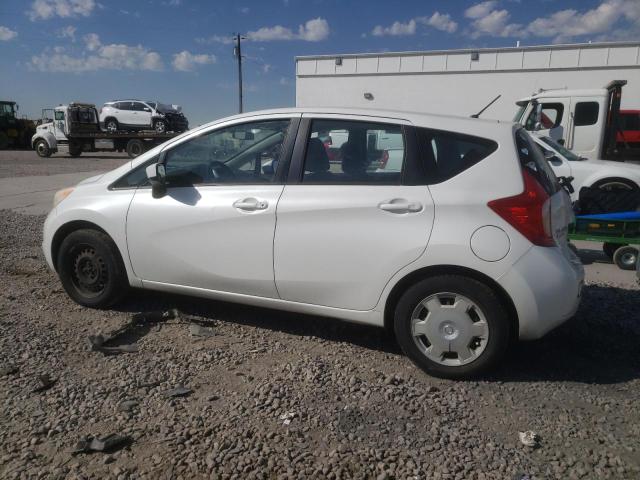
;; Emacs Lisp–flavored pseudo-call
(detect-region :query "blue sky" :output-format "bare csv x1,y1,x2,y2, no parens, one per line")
1,0,639,125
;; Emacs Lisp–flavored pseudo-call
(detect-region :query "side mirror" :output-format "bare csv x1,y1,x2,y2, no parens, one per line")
146,163,167,198
143,108,151,112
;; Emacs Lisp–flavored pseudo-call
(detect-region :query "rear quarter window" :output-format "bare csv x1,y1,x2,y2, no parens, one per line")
416,127,498,183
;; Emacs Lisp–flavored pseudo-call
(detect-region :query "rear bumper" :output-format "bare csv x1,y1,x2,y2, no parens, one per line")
498,245,584,340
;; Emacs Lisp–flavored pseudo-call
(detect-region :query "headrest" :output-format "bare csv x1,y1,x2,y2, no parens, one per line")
306,138,330,173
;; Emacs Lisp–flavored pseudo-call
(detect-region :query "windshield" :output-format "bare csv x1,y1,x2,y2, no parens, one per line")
539,136,581,161
0,103,14,116
513,104,527,123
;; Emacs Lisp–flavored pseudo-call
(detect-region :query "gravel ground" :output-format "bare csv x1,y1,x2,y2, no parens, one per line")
0,150,128,178
1,209,639,480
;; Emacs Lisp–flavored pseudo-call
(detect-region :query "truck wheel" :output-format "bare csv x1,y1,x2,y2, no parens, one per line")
613,246,638,271
105,118,119,133
603,242,624,259
393,275,510,379
69,144,82,157
35,139,51,157
153,119,167,133
126,139,145,158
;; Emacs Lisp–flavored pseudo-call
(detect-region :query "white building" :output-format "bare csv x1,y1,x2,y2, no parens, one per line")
295,41,640,121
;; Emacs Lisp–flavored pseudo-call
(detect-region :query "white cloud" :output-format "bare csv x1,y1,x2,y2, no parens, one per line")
0,26,18,41
240,6,249,14
172,51,216,71
420,12,458,33
28,0,96,21
29,34,164,72
57,25,76,41
279,77,290,86
195,35,234,45
465,1,498,19
372,19,417,37
247,17,329,42
526,0,637,43
262,63,272,73
470,9,521,38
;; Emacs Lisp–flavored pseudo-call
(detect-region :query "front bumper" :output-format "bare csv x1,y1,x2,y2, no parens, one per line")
164,114,188,132
498,245,584,340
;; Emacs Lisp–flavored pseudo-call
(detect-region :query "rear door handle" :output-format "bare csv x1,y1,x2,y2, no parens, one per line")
378,201,422,213
233,197,268,211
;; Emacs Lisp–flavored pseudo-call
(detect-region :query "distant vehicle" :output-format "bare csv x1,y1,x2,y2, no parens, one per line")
618,110,640,149
514,80,640,162
530,134,640,202
99,100,188,134
0,100,35,149
32,103,182,158
42,107,583,379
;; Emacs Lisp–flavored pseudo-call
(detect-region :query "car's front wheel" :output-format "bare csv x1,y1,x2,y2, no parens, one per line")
34,139,51,157
394,275,511,379
56,229,128,308
153,119,167,133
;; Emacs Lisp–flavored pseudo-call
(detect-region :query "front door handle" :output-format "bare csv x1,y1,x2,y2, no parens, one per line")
233,197,268,211
378,200,423,213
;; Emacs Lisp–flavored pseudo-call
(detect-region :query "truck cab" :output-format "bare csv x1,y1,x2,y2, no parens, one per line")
514,81,632,162
32,103,100,157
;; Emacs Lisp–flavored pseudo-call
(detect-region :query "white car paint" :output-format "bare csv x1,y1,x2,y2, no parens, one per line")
530,134,640,200
43,107,583,346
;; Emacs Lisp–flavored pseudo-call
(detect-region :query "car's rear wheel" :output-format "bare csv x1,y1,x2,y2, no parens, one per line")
394,275,510,379
56,229,128,308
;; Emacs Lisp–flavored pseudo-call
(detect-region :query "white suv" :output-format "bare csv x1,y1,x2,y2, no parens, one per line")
43,108,583,379
99,100,188,134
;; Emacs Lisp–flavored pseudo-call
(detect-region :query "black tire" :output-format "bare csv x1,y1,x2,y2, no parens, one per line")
56,229,128,308
68,143,82,157
153,119,167,133
393,275,511,379
126,139,145,158
613,246,638,271
603,242,624,259
104,118,119,133
34,139,51,157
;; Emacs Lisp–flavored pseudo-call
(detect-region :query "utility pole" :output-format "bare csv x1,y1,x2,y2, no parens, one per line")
234,34,245,114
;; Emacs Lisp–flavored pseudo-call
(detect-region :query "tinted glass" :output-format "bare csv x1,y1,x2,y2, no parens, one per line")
163,120,290,185
416,127,497,183
539,136,580,161
302,120,405,185
54,111,65,121
574,102,599,127
516,129,559,195
116,102,130,111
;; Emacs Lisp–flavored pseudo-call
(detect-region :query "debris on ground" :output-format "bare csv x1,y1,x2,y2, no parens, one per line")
279,411,296,426
131,309,179,323
117,400,139,412
189,324,215,338
0,364,18,376
88,335,139,355
31,374,57,393
163,386,192,398
519,431,540,448
73,434,132,455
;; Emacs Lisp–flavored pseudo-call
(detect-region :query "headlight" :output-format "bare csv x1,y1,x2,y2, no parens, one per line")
53,187,74,208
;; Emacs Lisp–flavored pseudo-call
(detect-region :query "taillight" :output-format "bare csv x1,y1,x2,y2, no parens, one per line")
488,170,554,247
379,150,389,169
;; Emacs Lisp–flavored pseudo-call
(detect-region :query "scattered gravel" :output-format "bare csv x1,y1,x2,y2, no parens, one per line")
1,209,639,479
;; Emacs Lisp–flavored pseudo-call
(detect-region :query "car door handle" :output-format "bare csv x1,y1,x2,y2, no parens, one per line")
378,201,423,213
233,198,268,211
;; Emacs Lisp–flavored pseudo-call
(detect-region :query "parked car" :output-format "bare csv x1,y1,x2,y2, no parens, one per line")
43,108,583,379
530,134,640,201
99,100,188,134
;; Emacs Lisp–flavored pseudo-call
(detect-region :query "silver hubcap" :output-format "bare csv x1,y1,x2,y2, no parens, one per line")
620,252,636,266
37,143,46,154
155,122,165,133
411,292,489,366
106,122,117,132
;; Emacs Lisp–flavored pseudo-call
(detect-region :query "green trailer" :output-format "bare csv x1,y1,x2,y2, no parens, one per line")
569,212,640,270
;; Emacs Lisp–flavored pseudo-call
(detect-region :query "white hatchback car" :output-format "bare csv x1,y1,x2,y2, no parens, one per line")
43,108,584,379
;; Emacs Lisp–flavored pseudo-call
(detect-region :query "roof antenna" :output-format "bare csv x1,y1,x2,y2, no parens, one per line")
471,94,501,118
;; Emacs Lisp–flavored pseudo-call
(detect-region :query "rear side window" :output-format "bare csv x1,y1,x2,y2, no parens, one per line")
416,127,497,183
574,102,599,127
516,129,559,195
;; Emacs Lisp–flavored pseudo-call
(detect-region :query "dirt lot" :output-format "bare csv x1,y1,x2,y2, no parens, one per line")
1,152,639,480
0,150,128,179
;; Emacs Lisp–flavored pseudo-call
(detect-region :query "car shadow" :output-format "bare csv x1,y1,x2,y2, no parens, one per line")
575,246,613,266
112,284,639,384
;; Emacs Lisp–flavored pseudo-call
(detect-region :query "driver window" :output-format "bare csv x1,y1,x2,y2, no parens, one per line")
163,119,291,186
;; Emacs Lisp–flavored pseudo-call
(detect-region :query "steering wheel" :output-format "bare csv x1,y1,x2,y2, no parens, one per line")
208,161,235,181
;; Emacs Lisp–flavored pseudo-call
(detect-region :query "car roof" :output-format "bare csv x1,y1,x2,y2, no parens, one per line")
194,107,514,138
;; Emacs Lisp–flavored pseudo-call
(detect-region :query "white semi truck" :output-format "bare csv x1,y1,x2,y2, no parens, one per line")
31,103,181,158
514,80,638,162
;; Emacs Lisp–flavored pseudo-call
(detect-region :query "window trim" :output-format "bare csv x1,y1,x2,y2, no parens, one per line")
289,117,414,186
